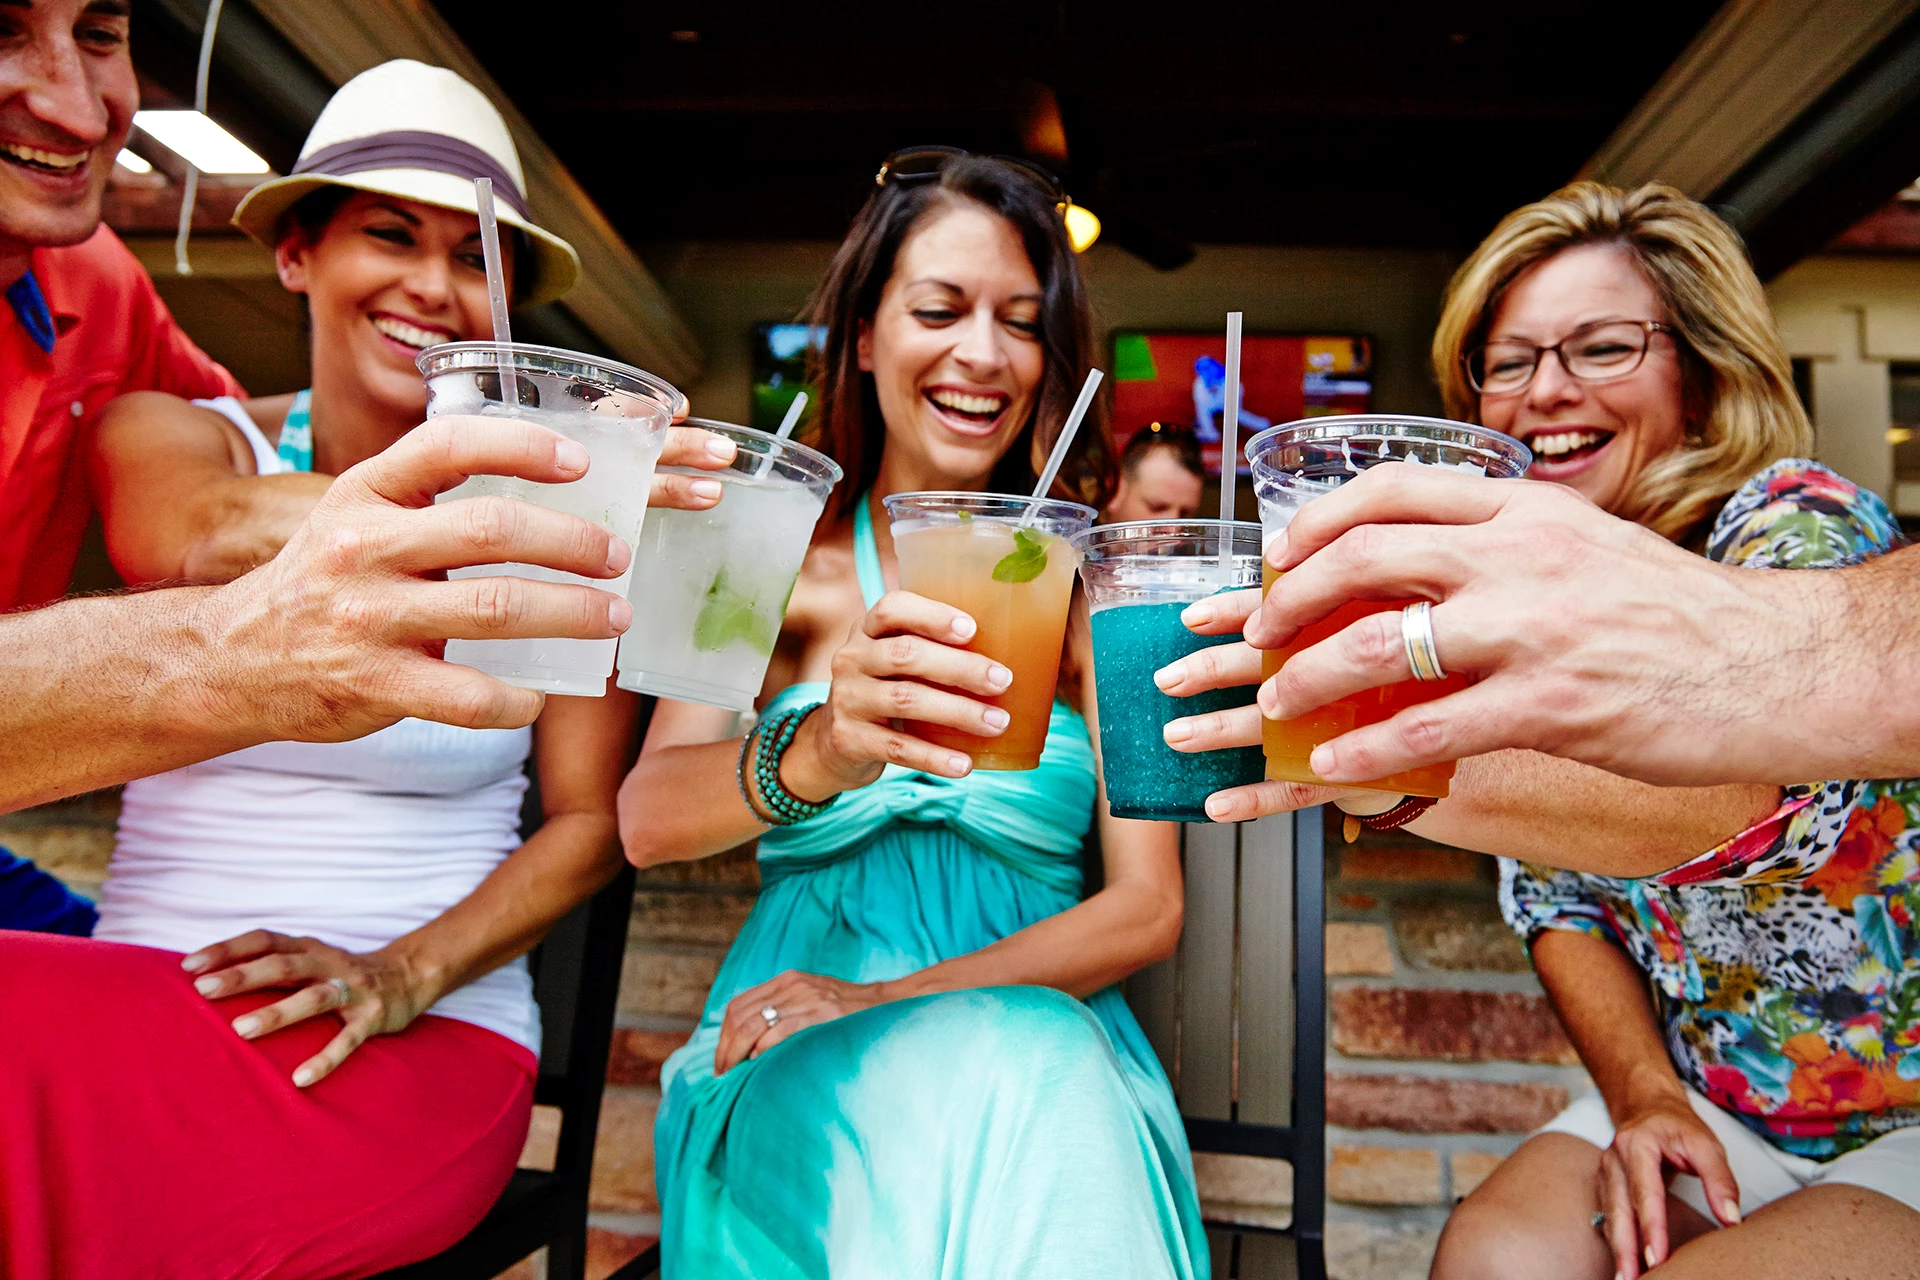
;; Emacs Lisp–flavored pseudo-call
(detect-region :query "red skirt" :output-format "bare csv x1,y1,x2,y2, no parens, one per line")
0,932,536,1280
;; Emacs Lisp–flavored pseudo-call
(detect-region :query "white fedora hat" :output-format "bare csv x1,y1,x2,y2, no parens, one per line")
233,59,580,308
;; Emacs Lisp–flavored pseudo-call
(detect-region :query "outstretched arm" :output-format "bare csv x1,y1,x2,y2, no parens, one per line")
1,417,633,812
89,391,329,585
1243,466,1913,788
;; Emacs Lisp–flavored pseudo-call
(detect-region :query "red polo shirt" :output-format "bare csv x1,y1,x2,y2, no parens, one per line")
0,226,241,610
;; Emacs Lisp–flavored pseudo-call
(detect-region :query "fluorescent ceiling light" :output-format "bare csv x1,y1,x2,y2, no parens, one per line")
133,110,269,174
114,148,152,174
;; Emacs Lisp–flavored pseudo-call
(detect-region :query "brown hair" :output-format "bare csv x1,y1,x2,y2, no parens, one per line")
802,155,1114,523
1432,181,1812,542
1120,422,1204,481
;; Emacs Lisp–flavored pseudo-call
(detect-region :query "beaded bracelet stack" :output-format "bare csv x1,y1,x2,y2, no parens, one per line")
735,702,837,827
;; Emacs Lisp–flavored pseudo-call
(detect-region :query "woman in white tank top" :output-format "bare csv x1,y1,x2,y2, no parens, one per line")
0,63,727,1280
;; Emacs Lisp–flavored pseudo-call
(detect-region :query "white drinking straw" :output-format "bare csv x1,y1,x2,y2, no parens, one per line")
775,390,809,439
1218,311,1243,573
1023,368,1105,523
473,177,517,410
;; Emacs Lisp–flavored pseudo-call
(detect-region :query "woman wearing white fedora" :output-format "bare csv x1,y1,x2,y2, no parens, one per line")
0,61,724,1279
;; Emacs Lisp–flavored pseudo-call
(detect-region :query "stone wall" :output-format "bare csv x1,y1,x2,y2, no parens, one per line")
4,792,1584,1280
1321,815,1590,1280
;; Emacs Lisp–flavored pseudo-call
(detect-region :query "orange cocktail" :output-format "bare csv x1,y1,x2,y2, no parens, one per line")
885,493,1097,771
1245,416,1534,798
1260,563,1463,797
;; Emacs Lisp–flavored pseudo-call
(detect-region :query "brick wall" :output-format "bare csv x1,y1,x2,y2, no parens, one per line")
6,793,1584,1280
1321,813,1590,1280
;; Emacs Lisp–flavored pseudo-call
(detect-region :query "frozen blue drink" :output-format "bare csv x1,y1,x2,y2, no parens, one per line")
1074,521,1264,822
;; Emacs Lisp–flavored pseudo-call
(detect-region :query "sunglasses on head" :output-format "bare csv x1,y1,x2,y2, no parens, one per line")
875,145,1071,208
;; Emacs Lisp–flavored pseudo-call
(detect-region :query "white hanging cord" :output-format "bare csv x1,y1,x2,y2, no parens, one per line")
172,0,226,276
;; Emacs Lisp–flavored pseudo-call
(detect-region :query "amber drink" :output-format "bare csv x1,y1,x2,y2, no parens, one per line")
884,493,1098,771
1245,416,1531,797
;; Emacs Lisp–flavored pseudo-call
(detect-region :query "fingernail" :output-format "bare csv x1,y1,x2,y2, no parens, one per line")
1720,1198,1740,1223
232,1015,260,1038
180,952,209,973
194,976,220,997
1153,662,1183,692
1163,719,1193,746
1614,1273,1624,1280
1310,744,1337,776
605,536,632,574
985,664,1012,691
691,478,724,501
608,596,633,631
705,436,737,461
982,707,1010,731
1181,600,1214,628
555,439,590,472
1258,679,1281,717
946,754,971,775
1205,793,1232,821
1265,528,1287,563
292,1066,318,1088
1645,1247,1657,1269
951,615,976,642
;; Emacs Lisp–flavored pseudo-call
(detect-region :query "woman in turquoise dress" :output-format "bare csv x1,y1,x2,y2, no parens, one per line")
620,152,1208,1277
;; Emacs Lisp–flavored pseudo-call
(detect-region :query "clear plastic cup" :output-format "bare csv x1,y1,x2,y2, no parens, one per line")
420,341,685,697
883,492,1098,771
615,419,843,711
1245,414,1531,797
1073,520,1266,821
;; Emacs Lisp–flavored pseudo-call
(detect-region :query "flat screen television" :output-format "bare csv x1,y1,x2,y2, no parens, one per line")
1111,330,1373,475
751,322,827,433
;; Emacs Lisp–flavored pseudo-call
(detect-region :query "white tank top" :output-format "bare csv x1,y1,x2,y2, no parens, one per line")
94,398,541,1056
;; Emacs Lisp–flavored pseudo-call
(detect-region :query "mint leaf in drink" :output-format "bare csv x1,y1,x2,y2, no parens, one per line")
991,527,1051,584
693,567,779,655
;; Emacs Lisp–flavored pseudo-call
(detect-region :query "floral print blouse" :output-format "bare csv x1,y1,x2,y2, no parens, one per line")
1500,459,1917,1160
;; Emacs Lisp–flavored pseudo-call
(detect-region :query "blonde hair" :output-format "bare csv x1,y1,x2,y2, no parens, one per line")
1432,181,1812,542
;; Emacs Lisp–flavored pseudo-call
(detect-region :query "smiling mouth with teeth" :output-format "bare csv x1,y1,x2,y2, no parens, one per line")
370,314,454,351
1529,428,1615,462
926,388,1011,424
0,142,88,174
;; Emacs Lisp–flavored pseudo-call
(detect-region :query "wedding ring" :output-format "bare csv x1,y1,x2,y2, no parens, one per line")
1590,1209,1606,1233
760,1004,779,1029
1401,600,1446,682
327,977,353,1008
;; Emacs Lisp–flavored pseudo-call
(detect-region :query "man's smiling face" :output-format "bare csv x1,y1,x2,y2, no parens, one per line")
0,0,136,253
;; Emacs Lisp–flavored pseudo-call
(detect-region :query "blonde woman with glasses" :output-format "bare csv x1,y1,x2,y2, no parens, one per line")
1153,181,1920,1278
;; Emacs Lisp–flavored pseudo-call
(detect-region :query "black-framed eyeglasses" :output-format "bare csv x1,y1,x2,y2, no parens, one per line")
876,145,1071,208
1464,320,1676,395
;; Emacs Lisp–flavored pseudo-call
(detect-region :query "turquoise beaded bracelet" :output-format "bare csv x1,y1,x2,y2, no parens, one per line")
735,703,836,827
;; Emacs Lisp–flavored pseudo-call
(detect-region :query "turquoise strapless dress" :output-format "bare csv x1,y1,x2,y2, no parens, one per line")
653,501,1207,1278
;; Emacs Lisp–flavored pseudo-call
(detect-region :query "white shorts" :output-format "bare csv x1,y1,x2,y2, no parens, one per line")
1538,1088,1920,1218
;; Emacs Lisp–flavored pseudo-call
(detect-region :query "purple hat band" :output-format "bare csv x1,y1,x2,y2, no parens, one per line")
292,130,529,217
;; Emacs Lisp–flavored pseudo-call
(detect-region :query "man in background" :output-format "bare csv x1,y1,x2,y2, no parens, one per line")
1106,422,1205,524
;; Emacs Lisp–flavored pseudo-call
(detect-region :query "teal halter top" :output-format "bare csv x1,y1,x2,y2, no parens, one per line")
755,496,1096,894
277,388,314,472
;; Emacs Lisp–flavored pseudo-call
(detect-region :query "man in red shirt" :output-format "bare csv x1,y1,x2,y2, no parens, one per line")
0,1,669,929
0,0,241,611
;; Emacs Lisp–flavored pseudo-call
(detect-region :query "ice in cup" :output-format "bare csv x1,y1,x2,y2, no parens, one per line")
1245,415,1532,798
421,341,684,697
883,493,1098,771
1074,520,1266,822
615,419,843,711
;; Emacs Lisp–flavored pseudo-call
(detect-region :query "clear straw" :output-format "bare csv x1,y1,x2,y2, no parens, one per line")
1218,311,1243,574
1022,367,1104,525
473,177,517,410
775,390,809,439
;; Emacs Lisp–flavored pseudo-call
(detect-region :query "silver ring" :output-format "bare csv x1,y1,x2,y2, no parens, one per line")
1401,600,1446,682
1590,1209,1606,1233
327,977,353,1008
760,1004,779,1029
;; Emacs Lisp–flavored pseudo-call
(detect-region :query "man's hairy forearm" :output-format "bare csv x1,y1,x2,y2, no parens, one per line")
1808,551,1920,781
0,589,252,811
